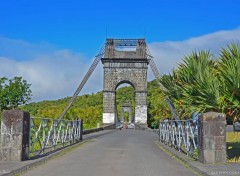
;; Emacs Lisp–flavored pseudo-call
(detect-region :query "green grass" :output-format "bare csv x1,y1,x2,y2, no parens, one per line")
226,132,240,162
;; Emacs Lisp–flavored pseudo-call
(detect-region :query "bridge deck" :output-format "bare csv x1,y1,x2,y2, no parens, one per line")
23,130,195,176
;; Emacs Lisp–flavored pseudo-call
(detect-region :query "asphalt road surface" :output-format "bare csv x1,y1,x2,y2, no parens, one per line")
23,129,195,176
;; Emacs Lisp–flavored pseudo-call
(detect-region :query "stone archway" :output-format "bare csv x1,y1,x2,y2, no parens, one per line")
101,39,148,124
120,101,132,123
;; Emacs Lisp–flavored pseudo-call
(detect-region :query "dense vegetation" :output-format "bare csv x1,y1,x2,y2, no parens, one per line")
19,42,240,127
20,80,163,128
158,43,240,123
0,76,32,111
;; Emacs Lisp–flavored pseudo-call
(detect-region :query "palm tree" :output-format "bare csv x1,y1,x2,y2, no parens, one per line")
159,50,224,117
217,42,240,119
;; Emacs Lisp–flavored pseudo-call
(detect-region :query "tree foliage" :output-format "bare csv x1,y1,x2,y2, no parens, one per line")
20,81,163,128
0,76,32,111
158,43,240,121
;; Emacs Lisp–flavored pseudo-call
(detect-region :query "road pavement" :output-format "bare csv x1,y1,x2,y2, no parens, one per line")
23,129,195,176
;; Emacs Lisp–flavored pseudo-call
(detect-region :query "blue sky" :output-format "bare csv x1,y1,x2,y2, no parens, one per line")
0,0,240,101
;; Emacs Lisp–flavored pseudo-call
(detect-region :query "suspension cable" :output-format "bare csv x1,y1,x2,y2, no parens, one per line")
59,46,105,120
146,46,179,120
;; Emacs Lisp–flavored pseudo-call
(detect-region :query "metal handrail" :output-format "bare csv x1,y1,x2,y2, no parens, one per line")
159,119,198,159
30,117,82,158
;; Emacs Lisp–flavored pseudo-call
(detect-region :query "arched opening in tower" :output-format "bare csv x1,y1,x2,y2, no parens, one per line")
115,83,134,125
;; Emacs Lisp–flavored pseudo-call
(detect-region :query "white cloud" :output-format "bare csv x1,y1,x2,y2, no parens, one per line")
0,36,57,61
0,39,102,102
1,27,240,102
148,27,240,75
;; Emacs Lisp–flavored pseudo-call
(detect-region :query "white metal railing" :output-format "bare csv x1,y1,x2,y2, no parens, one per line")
30,117,82,158
159,119,198,159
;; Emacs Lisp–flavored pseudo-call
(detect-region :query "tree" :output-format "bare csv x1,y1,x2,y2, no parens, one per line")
217,43,240,118
159,50,224,117
0,76,32,110
0,77,8,110
157,43,240,121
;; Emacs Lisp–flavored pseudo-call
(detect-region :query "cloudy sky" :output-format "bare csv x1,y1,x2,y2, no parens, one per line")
0,0,240,102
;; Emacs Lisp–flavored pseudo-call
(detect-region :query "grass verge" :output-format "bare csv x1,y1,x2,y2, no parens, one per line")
226,132,240,162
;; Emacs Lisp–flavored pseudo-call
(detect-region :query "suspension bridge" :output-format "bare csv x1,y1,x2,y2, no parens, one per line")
0,39,229,176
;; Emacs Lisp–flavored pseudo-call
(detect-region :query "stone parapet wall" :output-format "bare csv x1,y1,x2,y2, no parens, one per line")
198,112,226,164
0,110,30,161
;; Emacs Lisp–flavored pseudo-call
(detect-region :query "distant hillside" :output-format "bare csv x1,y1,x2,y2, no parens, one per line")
21,79,165,128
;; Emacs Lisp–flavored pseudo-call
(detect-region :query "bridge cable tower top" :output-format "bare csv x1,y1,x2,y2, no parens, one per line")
59,38,162,120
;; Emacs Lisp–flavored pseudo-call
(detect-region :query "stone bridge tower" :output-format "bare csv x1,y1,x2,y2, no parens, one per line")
120,101,132,123
101,39,148,124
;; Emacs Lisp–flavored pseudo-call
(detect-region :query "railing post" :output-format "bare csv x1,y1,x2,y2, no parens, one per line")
0,110,30,161
198,112,226,164
159,120,161,142
80,119,83,140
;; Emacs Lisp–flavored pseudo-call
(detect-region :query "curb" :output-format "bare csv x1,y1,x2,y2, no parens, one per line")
155,141,210,176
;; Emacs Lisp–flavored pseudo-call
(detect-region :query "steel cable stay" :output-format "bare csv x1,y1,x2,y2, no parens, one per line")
37,46,105,154
146,46,180,121
59,45,105,120
147,46,198,157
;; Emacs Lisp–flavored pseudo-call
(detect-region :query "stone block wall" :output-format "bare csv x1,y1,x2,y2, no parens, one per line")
0,110,30,161
102,58,148,124
198,112,226,164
